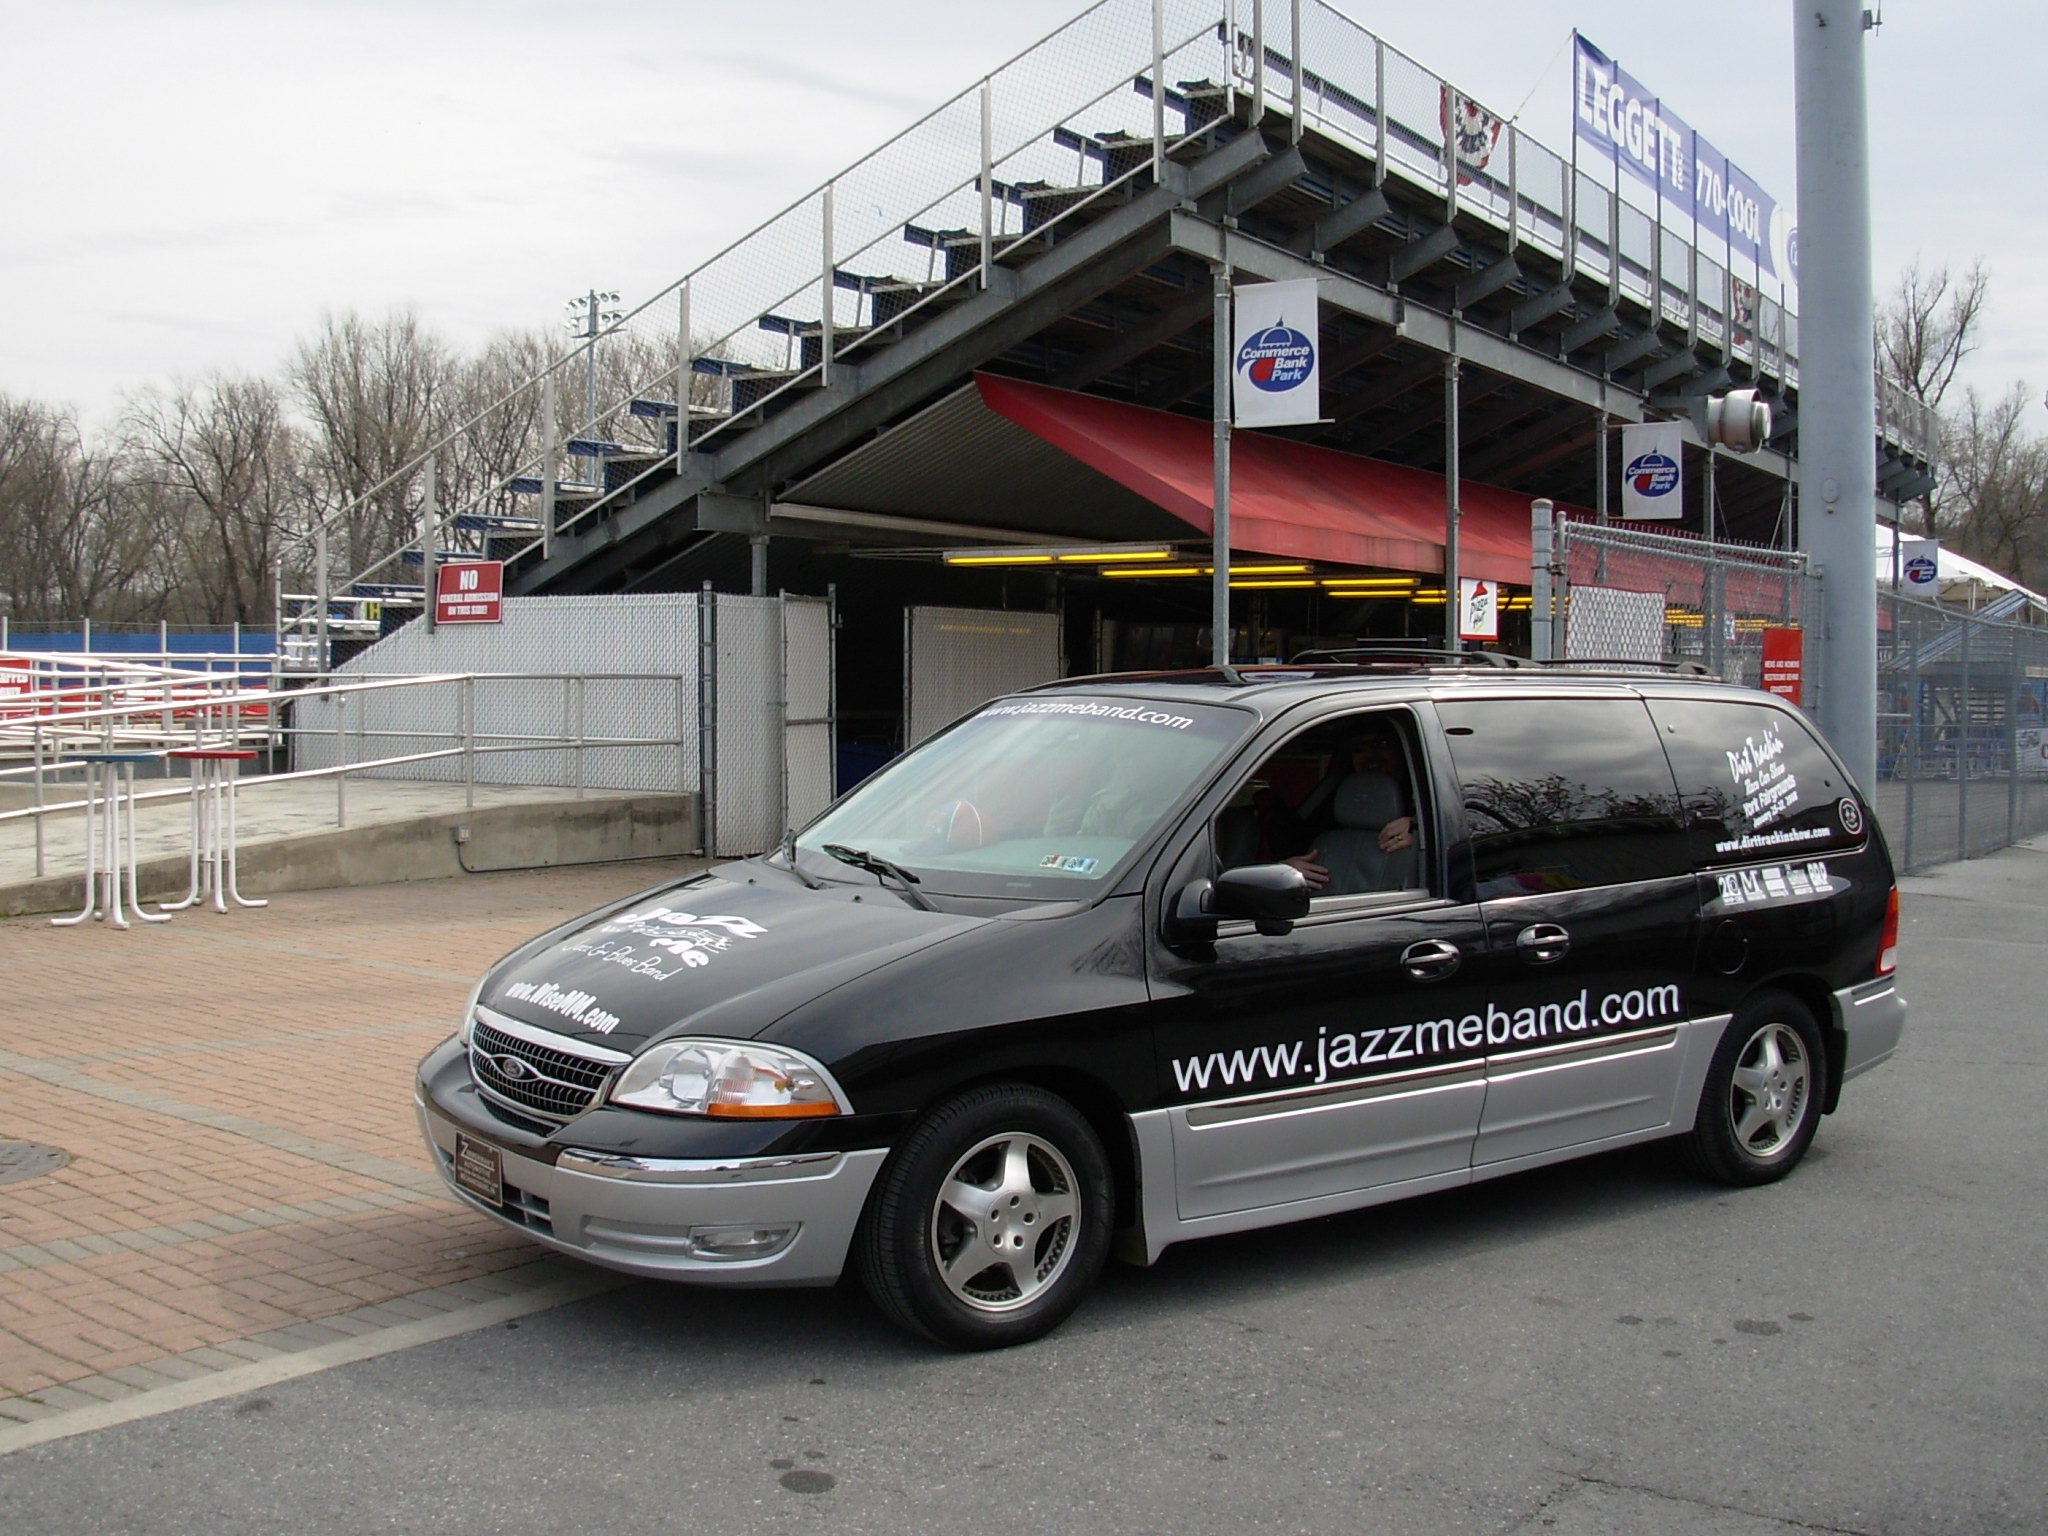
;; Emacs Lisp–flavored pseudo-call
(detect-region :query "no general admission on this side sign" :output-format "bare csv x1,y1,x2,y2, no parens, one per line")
435,561,503,624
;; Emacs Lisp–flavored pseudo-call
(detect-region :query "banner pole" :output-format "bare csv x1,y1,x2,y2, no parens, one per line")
1444,327,1461,652
1212,259,1233,669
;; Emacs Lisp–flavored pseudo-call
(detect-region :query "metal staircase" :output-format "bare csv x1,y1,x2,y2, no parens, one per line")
284,0,1936,663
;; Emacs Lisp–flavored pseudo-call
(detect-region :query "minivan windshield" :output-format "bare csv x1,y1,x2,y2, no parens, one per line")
798,695,1251,897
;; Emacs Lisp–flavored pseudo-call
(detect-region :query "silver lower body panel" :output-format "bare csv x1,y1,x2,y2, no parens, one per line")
417,1093,886,1287
1835,979,1908,1082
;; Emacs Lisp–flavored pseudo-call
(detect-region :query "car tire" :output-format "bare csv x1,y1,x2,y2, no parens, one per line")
1681,990,1826,1186
856,1084,1112,1350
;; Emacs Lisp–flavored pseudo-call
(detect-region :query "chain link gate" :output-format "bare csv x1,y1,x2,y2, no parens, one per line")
902,606,1064,750
697,590,836,858
1533,511,1822,711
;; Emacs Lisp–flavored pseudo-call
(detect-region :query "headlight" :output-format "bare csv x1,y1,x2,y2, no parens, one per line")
456,976,486,1048
608,1040,848,1119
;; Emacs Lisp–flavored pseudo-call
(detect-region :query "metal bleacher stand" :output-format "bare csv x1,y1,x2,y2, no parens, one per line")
48,752,169,930
160,747,266,913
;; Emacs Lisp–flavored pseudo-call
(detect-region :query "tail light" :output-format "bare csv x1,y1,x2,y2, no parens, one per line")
1877,886,1899,976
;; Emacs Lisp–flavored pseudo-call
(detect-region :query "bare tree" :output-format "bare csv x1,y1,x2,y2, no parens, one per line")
291,310,455,574
1876,260,1992,537
126,374,303,625
1944,384,2048,592
0,395,161,625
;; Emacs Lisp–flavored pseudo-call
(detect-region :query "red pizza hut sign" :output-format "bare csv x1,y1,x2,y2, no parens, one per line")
435,561,503,624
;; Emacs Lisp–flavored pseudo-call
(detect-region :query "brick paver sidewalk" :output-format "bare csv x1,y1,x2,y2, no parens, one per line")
0,861,701,1422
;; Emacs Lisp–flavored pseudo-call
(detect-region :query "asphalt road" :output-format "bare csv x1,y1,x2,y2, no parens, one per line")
2,846,2043,1536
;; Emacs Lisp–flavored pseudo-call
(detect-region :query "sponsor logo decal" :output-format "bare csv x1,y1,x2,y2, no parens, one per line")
1169,984,1683,1096
1837,797,1864,836
1234,321,1316,395
1725,721,1798,830
563,905,769,983
1625,450,1680,500
503,980,622,1034
1712,860,1838,912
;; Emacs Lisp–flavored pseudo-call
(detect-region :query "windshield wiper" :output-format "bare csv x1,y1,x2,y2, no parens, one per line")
773,828,825,890
821,843,935,912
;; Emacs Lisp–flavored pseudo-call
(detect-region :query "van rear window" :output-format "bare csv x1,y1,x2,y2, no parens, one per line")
1436,697,1689,893
1645,697,1866,864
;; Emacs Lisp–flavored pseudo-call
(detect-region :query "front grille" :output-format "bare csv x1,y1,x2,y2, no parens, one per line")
470,1018,616,1123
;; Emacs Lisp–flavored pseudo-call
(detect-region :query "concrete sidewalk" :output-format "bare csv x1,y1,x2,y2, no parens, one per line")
0,861,705,1427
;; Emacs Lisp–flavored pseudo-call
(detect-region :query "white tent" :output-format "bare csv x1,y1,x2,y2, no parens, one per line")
1874,522,2048,619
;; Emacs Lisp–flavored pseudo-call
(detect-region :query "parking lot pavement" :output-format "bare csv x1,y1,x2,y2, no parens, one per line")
0,860,702,1431
2,842,2044,1534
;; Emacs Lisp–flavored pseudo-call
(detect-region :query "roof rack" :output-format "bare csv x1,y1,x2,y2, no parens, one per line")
1287,647,1521,668
1522,657,1719,676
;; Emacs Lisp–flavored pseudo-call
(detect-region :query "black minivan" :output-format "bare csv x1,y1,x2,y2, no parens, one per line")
416,657,1906,1348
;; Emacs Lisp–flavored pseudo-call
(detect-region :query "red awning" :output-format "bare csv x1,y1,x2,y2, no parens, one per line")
976,374,1559,585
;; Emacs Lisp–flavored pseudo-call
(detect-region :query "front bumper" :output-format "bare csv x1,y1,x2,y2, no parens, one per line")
1834,977,1908,1083
417,1088,887,1287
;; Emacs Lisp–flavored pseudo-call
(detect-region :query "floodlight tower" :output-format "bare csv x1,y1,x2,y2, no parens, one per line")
1794,1,1879,789
565,289,623,430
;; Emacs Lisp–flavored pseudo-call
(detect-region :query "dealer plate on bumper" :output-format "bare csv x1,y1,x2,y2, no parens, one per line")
452,1133,504,1207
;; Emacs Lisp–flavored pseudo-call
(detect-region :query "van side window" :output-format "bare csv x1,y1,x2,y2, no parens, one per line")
1436,698,1687,894
1214,710,1429,899
1645,697,1863,865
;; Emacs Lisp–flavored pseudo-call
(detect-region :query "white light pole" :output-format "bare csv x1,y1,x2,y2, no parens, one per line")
564,289,623,431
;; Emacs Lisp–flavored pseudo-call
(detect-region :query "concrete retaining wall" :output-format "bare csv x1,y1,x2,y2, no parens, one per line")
0,792,700,918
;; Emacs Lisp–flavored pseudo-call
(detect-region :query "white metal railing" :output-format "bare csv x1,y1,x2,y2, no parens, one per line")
0,668,699,880
288,0,1924,672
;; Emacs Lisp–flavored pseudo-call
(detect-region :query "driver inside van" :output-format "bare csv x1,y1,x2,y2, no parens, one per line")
1220,721,1418,895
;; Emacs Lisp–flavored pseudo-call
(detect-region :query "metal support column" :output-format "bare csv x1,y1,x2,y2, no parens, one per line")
820,184,836,387
1152,0,1166,168
315,522,330,677
675,280,692,468
698,583,718,858
540,372,559,560
1794,0,1880,788
421,456,439,633
980,84,994,289
1210,260,1233,668
1531,499,1555,661
1443,346,1461,651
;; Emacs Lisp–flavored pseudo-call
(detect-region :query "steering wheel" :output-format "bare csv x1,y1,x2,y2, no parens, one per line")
930,799,993,850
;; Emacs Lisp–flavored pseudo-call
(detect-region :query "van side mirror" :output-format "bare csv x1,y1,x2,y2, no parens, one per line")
1172,863,1312,942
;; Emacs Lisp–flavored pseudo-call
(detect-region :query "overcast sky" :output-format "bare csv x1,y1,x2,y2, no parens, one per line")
3,0,2040,425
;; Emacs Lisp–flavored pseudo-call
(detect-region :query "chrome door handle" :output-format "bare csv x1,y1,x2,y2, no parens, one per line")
1516,923,1571,964
1401,939,1462,981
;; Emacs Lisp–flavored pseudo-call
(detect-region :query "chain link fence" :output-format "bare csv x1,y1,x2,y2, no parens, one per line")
1542,517,1820,701
1879,593,2048,872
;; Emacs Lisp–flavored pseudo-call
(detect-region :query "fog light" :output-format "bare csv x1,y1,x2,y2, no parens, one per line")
683,1224,798,1261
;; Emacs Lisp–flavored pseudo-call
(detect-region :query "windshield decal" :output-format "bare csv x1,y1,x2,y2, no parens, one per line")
1039,853,1101,875
979,699,1197,730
